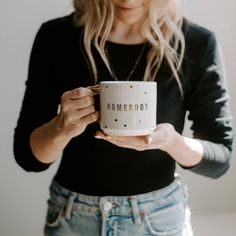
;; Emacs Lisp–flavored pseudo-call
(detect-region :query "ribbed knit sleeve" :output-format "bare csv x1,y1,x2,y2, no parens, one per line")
13,23,60,172
184,31,234,178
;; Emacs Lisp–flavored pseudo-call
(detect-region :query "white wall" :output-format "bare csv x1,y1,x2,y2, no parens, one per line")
0,1,235,236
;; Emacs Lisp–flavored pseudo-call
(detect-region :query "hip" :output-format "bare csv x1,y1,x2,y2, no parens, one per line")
44,175,193,236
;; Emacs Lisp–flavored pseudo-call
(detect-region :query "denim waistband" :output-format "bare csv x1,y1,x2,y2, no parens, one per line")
49,175,185,208
48,175,187,227
46,175,189,235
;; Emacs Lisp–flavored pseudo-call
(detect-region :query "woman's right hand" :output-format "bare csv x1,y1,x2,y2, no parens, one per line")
55,87,99,139
30,87,99,164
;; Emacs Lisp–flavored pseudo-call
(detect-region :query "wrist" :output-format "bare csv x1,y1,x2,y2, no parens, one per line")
166,133,204,167
47,115,72,148
164,130,183,154
29,116,72,164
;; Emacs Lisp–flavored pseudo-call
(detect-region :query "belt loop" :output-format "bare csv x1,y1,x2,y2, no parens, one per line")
65,192,76,220
130,196,142,225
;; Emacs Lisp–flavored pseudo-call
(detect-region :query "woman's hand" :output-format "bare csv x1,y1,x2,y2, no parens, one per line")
56,87,100,139
95,123,203,167
94,123,177,152
30,87,100,164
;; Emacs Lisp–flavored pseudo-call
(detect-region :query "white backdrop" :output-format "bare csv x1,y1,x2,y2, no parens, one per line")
0,1,235,236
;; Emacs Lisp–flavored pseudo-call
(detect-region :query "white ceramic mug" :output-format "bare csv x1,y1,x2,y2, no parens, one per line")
99,81,157,136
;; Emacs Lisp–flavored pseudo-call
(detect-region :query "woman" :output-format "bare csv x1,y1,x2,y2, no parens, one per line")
14,0,234,235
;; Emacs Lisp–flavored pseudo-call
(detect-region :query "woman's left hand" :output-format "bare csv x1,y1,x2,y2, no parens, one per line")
94,123,179,152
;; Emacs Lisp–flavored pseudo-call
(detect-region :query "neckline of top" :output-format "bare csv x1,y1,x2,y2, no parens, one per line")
105,40,148,49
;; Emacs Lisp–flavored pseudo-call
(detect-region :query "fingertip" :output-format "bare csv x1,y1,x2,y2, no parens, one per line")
146,136,153,145
95,130,106,139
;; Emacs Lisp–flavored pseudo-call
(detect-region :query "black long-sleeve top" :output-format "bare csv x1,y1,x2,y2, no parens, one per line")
13,13,234,196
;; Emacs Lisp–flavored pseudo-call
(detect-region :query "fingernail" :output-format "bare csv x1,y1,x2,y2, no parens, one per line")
147,137,153,144
94,135,102,139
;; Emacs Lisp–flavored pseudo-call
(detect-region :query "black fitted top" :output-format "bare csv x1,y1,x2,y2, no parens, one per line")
13,13,234,196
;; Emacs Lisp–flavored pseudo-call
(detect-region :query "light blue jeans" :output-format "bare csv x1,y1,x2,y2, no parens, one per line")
44,176,193,236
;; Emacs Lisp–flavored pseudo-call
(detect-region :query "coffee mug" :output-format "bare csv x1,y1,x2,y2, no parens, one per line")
99,81,157,136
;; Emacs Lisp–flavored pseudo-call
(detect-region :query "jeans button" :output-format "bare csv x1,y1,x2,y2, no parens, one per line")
103,202,112,212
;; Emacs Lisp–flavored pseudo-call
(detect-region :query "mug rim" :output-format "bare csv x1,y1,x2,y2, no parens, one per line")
100,81,156,85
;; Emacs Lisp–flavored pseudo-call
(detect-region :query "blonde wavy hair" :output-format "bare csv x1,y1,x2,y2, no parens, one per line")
73,0,185,94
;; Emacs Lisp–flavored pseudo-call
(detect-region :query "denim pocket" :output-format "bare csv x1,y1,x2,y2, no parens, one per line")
46,198,64,227
143,200,186,236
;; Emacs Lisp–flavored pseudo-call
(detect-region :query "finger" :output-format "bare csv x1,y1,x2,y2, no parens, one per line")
94,131,112,141
86,85,100,94
65,105,96,124
94,130,107,139
145,136,153,145
80,111,100,126
67,96,94,110
100,137,142,150
95,135,120,146
62,87,94,100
